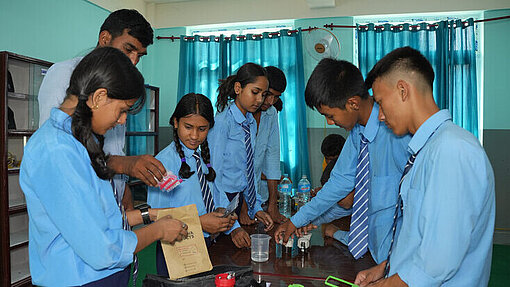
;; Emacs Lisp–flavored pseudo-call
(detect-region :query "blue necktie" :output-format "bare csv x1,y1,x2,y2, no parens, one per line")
348,134,370,259
383,152,418,277
241,121,257,209
110,180,138,286
192,151,215,213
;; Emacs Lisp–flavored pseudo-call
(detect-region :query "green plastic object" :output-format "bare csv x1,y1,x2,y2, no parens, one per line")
324,275,359,287
287,285,304,287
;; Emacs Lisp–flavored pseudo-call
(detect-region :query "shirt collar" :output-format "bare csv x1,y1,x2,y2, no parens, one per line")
50,107,72,133
229,102,255,125
360,101,380,142
178,140,198,159
408,109,451,154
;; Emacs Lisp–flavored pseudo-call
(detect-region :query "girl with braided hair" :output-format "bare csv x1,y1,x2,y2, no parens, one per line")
20,47,187,286
147,93,238,277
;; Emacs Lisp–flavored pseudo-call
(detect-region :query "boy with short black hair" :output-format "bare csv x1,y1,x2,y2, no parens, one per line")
275,58,411,264
355,46,495,287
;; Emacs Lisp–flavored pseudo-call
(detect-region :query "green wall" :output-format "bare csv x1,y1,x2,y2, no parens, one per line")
483,9,510,130
0,0,109,63
141,27,186,128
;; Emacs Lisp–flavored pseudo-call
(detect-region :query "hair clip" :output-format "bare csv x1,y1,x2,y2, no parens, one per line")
206,163,212,168
181,158,186,163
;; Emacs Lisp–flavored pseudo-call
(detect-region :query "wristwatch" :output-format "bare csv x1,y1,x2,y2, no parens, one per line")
136,204,152,225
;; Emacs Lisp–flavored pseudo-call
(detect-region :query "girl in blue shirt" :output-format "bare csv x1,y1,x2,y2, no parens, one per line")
208,63,274,248
20,47,187,287
147,93,238,276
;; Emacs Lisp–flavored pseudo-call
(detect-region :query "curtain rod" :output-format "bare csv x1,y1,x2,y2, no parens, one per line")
156,27,315,42
157,15,510,41
325,14,510,30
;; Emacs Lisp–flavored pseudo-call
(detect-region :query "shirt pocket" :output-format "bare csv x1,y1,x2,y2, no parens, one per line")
369,174,401,212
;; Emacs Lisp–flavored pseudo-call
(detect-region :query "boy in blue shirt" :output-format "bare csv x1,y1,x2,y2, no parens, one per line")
274,59,411,264
355,47,495,287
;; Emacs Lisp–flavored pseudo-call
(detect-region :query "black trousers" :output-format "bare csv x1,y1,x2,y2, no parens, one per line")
80,265,131,287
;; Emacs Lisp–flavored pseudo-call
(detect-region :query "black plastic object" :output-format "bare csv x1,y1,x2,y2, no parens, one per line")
142,265,264,287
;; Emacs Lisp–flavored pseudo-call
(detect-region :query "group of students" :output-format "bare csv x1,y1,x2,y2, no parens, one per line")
275,48,496,286
20,9,287,286
18,7,495,287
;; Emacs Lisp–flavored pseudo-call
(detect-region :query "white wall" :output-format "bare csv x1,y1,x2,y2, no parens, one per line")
152,0,509,28
88,0,510,28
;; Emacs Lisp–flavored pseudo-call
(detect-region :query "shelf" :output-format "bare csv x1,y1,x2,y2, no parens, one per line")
11,263,30,285
125,131,157,136
8,168,20,174
8,130,35,136
10,230,29,249
12,276,31,287
9,198,25,209
8,92,36,101
9,204,27,215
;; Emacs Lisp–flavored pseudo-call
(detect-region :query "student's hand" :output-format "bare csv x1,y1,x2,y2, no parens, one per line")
310,186,322,198
296,223,317,237
323,223,340,238
355,261,387,287
255,211,274,231
267,203,287,224
239,200,256,225
274,219,297,244
338,189,355,209
109,155,166,186
200,212,235,234
214,207,238,228
156,215,188,244
230,227,251,248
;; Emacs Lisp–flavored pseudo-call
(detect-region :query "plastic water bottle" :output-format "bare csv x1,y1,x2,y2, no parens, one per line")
278,174,292,218
296,175,311,210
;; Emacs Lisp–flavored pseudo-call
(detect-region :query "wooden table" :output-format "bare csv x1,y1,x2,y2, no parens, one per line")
208,221,376,287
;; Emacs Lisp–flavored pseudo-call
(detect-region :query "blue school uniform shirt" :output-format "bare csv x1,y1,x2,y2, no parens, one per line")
147,141,240,235
254,106,281,202
19,108,137,286
290,102,411,263
388,110,495,286
38,56,128,200
208,103,263,218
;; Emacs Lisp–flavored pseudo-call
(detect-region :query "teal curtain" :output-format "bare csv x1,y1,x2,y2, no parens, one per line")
358,19,478,137
177,29,310,184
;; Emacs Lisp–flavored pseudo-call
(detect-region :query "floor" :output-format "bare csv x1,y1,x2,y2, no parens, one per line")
129,243,510,287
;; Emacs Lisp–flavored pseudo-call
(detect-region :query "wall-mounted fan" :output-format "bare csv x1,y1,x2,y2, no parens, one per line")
304,28,340,60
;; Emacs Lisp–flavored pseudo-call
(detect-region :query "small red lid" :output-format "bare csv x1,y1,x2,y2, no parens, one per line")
215,273,235,287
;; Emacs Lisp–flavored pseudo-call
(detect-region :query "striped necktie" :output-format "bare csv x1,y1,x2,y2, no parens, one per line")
110,180,138,286
241,121,257,209
348,134,370,259
383,152,418,277
192,151,215,213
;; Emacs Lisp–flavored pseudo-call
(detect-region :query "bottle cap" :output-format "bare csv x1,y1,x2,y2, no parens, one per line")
215,273,235,287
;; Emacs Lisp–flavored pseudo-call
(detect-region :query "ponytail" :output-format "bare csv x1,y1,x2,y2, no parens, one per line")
216,75,237,113
71,96,114,180
173,128,194,179
200,139,216,181
216,63,268,113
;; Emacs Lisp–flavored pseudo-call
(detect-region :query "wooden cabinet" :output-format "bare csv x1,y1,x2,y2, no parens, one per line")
1,51,52,287
126,84,159,203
